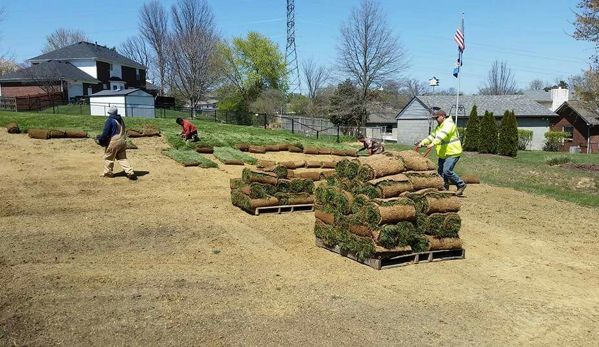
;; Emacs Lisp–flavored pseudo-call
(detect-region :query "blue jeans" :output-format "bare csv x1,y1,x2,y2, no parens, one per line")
438,156,465,188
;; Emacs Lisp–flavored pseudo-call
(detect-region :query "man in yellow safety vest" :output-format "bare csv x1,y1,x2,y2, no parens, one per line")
417,109,467,196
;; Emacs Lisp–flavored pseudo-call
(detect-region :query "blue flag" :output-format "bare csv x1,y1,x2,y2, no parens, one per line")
453,50,462,78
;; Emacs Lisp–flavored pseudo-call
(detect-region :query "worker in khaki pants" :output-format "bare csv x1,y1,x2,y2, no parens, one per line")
96,106,137,180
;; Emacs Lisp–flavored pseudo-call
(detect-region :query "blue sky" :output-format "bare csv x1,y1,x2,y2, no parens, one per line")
0,0,593,94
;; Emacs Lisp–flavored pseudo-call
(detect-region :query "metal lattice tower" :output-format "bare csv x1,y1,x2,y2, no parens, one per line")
285,0,301,95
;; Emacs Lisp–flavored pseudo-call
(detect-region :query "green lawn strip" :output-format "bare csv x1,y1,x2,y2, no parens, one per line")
162,148,218,168
213,146,257,164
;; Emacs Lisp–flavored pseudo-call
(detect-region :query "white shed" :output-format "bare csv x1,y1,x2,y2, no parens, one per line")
89,88,155,118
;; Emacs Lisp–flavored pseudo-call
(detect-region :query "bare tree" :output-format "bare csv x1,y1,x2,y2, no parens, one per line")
400,78,430,97
302,58,331,100
0,58,18,76
139,0,168,95
119,36,153,81
166,0,221,117
478,60,519,95
42,28,88,53
336,0,408,124
527,79,545,90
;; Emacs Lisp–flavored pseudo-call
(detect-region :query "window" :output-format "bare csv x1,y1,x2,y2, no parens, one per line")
109,64,113,71
113,85,118,90
563,125,574,138
136,69,140,81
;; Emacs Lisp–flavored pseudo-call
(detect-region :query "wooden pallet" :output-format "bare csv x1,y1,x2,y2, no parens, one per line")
315,238,465,270
254,204,314,215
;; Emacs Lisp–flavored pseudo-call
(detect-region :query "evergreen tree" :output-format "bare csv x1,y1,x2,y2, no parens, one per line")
478,110,498,154
498,110,519,157
463,104,480,151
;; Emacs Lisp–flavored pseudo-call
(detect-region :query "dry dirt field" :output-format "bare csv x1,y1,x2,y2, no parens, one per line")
1,130,599,346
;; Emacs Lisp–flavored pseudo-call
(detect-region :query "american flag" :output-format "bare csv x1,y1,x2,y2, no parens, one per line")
454,17,465,52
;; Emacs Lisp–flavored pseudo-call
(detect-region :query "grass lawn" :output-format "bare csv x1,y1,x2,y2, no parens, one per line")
386,143,599,208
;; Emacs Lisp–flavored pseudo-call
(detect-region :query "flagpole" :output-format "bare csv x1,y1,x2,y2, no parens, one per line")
455,12,464,127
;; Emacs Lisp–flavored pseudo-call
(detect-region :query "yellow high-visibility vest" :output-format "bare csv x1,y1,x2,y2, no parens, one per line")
419,117,462,159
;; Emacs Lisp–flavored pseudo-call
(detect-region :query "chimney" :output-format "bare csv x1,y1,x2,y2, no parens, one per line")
551,87,569,111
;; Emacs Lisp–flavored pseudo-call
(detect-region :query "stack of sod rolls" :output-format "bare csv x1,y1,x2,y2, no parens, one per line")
314,151,462,261
230,166,316,214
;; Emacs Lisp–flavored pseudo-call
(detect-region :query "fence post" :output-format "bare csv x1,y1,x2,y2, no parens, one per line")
214,111,217,123
291,119,295,134
316,130,319,139
264,114,267,129
337,126,340,143
225,111,228,124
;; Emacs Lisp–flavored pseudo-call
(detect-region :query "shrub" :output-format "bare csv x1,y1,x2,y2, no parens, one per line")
457,127,465,143
518,129,533,150
478,110,498,154
546,156,572,166
543,131,570,152
463,104,480,151
498,110,518,157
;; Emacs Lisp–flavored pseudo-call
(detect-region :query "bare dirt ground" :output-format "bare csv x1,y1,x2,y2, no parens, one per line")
1,130,599,346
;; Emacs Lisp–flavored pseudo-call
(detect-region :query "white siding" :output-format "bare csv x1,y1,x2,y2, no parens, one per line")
396,101,435,145
90,96,125,116
67,83,84,99
124,94,154,118
517,118,550,151
70,60,97,79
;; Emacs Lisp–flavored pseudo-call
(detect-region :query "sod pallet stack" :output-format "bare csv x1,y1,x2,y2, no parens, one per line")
314,152,464,267
230,167,316,214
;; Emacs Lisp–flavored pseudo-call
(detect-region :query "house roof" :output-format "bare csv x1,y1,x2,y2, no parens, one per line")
555,101,599,126
521,89,577,102
0,60,99,83
367,109,398,124
29,41,146,70
397,95,557,119
90,88,151,97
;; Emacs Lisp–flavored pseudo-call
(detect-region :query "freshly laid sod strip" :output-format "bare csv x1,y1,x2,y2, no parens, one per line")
213,146,258,165
162,148,218,168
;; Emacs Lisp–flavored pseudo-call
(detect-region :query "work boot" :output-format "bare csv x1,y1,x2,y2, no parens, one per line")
455,184,467,196
101,172,114,178
443,184,450,191
127,172,138,181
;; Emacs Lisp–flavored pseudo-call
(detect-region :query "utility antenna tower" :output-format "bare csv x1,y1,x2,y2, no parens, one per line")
285,0,301,96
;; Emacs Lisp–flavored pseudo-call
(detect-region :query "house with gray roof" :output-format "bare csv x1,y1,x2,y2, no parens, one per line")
396,95,558,150
552,101,599,153
0,41,147,101
522,88,576,111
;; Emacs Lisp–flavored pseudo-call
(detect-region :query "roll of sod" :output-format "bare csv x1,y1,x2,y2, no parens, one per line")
196,146,214,154
321,161,336,169
229,178,248,190
392,150,436,171
48,130,67,138
356,156,405,181
315,209,335,225
28,129,49,139
289,178,314,194
305,161,322,168
256,159,276,168
261,165,288,178
278,161,305,169
314,219,339,247
335,159,360,180
277,144,290,151
359,198,415,226
295,171,321,181
65,130,88,138
332,149,346,156
6,123,20,134
234,143,250,151
425,235,462,250
288,145,303,153
405,171,444,190
243,168,279,185
426,212,461,238
318,148,332,154
264,144,280,151
249,145,266,153
319,170,336,179
231,190,279,212
461,174,480,184
127,129,143,137
224,159,245,165
303,147,319,154
183,162,199,167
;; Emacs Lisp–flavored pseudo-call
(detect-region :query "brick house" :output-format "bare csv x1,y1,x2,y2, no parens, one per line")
552,101,599,153
0,41,147,101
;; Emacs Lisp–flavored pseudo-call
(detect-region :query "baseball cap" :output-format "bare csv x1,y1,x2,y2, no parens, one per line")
107,105,118,115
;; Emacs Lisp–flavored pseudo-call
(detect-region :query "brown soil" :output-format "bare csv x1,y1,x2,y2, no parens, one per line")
1,131,599,345
562,162,599,173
